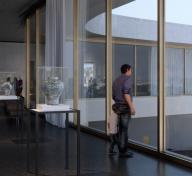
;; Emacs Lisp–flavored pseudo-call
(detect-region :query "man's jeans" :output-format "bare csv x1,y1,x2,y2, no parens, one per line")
118,114,131,153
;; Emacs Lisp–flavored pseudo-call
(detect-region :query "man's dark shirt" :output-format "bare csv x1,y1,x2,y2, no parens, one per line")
112,74,132,104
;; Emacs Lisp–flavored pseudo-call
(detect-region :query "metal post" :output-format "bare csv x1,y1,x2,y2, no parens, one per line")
65,112,69,169
158,0,165,152
16,98,20,136
134,45,137,96
77,110,80,176
27,110,31,172
36,9,40,106
35,113,39,175
26,18,31,109
73,0,79,125
106,0,112,133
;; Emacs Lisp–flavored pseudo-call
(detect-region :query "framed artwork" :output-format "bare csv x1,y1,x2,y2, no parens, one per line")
83,63,95,87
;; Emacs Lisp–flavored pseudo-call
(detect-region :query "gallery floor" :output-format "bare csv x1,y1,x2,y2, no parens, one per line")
0,108,192,176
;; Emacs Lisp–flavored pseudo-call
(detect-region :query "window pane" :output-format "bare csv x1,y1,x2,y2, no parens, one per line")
165,0,192,160
165,48,184,96
30,14,36,107
136,46,157,96
79,42,105,98
112,0,157,148
112,44,135,95
79,0,106,131
185,49,192,95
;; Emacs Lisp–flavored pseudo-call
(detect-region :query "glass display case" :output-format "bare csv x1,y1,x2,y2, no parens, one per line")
0,72,17,96
37,66,70,110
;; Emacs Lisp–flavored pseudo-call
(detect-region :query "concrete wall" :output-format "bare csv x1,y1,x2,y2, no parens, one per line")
81,96,192,121
78,96,192,150
52,96,192,150
86,14,192,44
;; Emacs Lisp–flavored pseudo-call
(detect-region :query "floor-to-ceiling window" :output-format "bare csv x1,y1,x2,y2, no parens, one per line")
185,49,192,95
112,44,135,94
39,7,46,104
64,0,74,123
165,0,192,160
30,14,36,108
24,0,192,167
39,7,46,72
78,0,106,131
112,0,158,148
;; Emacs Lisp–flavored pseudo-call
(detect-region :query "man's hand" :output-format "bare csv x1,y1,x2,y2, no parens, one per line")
124,94,136,115
131,106,136,115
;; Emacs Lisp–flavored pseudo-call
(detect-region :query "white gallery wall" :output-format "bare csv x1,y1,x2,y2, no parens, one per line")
0,42,26,96
0,42,45,98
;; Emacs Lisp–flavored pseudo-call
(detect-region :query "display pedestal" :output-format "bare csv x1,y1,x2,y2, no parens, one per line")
27,108,80,176
36,104,70,111
0,95,18,100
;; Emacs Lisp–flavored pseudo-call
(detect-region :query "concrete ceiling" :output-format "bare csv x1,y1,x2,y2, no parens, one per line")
0,0,35,42
0,0,132,42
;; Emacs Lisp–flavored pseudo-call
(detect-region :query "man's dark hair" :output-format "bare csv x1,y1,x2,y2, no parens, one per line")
121,64,131,74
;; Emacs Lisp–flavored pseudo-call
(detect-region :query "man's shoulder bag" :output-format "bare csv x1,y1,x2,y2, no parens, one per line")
112,103,131,115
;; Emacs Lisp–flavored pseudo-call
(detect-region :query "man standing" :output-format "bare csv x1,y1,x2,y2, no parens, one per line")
111,64,135,157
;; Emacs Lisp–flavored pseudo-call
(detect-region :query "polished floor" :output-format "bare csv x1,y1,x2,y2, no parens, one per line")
0,112,192,176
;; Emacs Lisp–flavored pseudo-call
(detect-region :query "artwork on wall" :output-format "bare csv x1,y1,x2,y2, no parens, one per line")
83,63,95,88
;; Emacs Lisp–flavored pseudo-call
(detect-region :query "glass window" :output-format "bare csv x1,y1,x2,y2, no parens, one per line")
112,44,135,95
165,0,192,160
136,46,157,96
112,0,158,148
39,7,46,104
165,48,184,96
79,42,105,98
64,0,74,101
185,49,192,95
79,0,106,132
30,14,36,107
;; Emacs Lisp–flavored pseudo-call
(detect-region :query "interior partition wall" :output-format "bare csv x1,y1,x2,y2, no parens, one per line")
24,0,192,167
